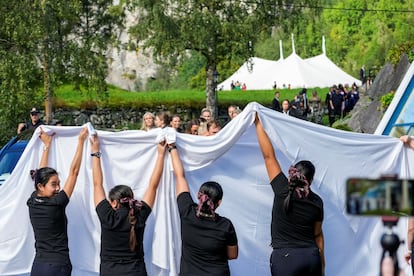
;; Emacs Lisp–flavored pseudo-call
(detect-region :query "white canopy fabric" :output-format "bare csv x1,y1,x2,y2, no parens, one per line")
219,53,361,90
306,54,362,88
218,57,279,91
0,102,413,276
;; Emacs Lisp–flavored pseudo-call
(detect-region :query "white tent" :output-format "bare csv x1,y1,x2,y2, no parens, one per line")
217,57,279,91
219,36,361,90
305,36,362,87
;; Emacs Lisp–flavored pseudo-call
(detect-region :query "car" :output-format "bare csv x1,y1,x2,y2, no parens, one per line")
0,130,32,187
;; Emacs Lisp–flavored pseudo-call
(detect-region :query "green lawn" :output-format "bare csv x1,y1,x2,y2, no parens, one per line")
54,84,330,110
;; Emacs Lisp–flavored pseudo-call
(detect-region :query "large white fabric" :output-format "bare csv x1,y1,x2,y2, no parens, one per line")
0,102,413,276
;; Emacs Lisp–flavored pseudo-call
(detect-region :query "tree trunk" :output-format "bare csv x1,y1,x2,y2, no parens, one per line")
206,64,218,120
42,46,52,125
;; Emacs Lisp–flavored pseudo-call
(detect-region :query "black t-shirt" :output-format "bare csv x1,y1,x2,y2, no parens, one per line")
22,119,44,131
96,199,151,271
270,173,323,249
27,190,70,264
177,192,238,276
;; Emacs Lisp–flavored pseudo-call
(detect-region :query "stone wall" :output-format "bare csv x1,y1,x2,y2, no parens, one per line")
52,106,231,131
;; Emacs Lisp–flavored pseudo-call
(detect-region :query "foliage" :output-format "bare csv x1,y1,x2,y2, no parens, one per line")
0,0,126,145
387,42,414,64
321,0,414,75
380,90,395,110
128,0,320,116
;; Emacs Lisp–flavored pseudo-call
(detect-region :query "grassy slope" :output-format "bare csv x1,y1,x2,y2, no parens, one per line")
54,84,330,110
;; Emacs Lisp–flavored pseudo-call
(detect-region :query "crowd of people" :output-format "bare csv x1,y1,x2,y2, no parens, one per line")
271,83,360,126
230,80,247,91
137,105,242,137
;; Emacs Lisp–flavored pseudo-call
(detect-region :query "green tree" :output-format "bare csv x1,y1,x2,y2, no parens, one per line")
128,0,321,118
0,0,125,145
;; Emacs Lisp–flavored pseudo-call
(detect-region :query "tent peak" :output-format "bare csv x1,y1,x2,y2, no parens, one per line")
291,33,296,54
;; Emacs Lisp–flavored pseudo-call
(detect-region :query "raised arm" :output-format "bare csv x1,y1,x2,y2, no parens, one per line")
168,143,190,197
62,127,88,198
39,128,54,168
141,142,167,208
254,113,281,181
90,134,105,207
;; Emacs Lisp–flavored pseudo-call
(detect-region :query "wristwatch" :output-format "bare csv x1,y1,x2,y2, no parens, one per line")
91,151,102,158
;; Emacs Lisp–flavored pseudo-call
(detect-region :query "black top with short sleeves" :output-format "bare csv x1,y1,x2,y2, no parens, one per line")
271,172,323,249
27,190,70,264
96,199,151,274
177,192,238,276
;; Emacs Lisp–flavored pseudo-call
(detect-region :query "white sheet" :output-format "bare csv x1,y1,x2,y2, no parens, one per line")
1,102,413,276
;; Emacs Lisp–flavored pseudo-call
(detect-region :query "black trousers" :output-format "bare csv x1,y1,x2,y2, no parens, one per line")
100,259,147,276
270,247,322,276
31,261,72,276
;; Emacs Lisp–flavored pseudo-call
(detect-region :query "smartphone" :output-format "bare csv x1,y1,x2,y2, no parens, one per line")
346,178,414,217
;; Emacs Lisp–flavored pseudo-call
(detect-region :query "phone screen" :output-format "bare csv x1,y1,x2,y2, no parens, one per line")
346,178,414,217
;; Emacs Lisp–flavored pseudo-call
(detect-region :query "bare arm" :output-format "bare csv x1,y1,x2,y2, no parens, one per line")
90,134,106,207
141,142,167,208
227,245,238,260
254,113,281,181
39,128,54,168
62,127,88,198
405,218,414,264
168,143,190,197
314,221,325,275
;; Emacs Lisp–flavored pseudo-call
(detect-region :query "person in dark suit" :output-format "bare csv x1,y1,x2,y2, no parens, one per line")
272,91,281,112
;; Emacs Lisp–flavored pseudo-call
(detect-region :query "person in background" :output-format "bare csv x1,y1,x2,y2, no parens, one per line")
168,142,238,275
90,133,166,276
272,91,281,112
255,114,325,276
227,105,238,121
207,120,222,136
27,127,88,276
18,107,45,134
170,114,182,132
281,99,291,116
154,111,170,128
197,117,209,136
185,119,200,135
232,107,242,118
200,108,212,122
140,112,155,131
360,65,366,85
308,90,322,124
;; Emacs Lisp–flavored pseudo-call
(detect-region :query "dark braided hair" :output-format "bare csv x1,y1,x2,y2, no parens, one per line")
30,167,58,190
283,160,315,214
196,181,223,220
109,185,142,252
